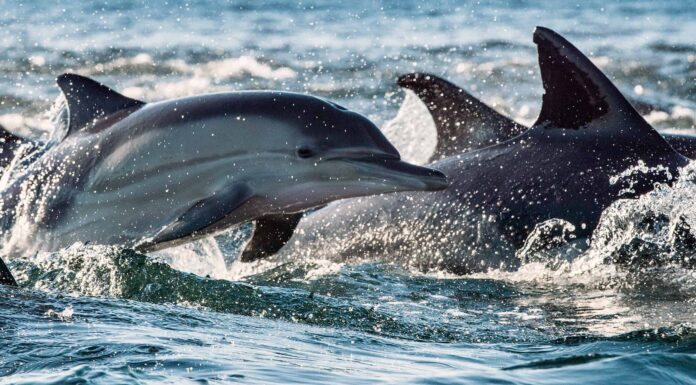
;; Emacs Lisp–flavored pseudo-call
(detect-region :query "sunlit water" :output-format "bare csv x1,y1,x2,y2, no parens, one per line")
1,1,696,384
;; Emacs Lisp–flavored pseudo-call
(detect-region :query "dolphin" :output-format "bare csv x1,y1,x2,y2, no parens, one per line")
239,26,690,274
396,72,696,160
0,75,447,285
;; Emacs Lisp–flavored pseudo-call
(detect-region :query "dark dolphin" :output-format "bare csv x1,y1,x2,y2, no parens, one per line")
240,27,690,274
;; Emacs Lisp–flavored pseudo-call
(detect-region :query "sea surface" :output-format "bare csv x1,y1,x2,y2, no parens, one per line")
1,1,696,384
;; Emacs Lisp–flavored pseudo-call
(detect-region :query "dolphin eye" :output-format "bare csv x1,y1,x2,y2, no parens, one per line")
296,146,314,159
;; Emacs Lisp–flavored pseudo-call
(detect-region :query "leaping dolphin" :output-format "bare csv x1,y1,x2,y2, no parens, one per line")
0,75,448,285
239,27,690,273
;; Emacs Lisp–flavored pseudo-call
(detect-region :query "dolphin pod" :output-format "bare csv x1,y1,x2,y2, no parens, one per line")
0,26,691,284
0,76,447,285
396,72,696,161
239,26,691,273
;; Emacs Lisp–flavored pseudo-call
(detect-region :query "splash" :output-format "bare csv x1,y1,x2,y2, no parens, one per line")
0,94,68,142
609,160,673,197
491,163,696,299
17,244,132,296
150,237,228,279
380,89,437,165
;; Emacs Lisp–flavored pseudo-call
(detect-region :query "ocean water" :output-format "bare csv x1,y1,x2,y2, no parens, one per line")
1,1,696,384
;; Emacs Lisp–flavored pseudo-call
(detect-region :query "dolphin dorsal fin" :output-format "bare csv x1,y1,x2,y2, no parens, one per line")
398,73,524,159
533,27,652,134
56,73,145,136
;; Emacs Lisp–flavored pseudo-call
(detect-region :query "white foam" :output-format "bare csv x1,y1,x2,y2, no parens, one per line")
0,94,68,142
25,244,128,296
169,56,296,81
302,259,344,281
113,55,296,101
150,237,228,279
28,55,46,67
0,113,52,139
121,76,215,100
590,56,611,68
644,105,696,128
77,54,296,101
481,163,696,298
87,53,156,74
45,306,74,321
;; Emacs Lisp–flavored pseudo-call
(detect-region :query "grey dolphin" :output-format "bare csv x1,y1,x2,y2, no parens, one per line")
0,75,447,285
396,72,696,160
241,26,689,274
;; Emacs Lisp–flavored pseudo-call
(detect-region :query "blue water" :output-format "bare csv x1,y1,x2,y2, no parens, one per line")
1,1,696,384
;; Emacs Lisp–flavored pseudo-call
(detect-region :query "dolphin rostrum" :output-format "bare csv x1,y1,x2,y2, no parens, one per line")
0,75,447,285
240,27,689,274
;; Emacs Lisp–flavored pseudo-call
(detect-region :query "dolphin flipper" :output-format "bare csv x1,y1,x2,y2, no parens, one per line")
140,184,254,250
56,73,145,136
239,213,304,262
397,73,524,160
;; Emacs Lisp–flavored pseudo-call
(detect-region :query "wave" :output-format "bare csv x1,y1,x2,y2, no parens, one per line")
645,105,696,129
10,247,468,343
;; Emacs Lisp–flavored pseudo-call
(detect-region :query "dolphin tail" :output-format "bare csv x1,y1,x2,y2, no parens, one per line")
0,257,17,286
240,213,304,262
397,73,524,160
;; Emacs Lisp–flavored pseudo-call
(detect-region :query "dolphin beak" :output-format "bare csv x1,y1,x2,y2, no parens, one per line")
345,158,449,192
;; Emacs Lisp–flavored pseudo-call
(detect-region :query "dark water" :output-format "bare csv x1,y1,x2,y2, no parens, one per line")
1,1,696,384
